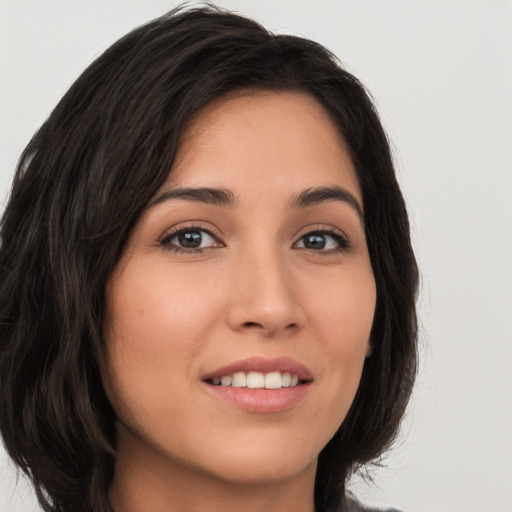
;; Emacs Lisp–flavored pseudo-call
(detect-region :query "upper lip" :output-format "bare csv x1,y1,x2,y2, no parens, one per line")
202,356,314,382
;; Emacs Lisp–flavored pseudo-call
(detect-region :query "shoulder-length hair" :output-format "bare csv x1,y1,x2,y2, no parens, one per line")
0,5,418,512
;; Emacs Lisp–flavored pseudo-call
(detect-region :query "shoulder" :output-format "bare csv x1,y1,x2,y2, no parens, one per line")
341,494,404,512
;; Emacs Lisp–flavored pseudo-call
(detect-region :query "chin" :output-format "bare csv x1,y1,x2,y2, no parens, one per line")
180,428,322,486
201,450,318,486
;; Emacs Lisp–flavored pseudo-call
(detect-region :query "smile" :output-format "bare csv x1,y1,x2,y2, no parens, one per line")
207,371,303,389
201,356,313,412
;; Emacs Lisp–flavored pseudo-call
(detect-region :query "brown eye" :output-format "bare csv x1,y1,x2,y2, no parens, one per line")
160,228,221,252
302,234,327,249
294,230,350,252
177,231,203,248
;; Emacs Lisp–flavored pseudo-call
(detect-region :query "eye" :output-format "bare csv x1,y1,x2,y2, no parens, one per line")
158,226,222,253
294,229,350,253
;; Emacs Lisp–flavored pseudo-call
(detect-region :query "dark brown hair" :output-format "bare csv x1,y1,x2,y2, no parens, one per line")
0,4,418,512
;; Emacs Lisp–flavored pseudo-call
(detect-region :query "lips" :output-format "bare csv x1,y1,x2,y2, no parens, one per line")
202,356,313,382
201,356,313,413
209,370,301,389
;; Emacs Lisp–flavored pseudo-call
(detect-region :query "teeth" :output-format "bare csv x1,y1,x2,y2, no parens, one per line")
247,371,265,388
220,375,232,386
232,372,247,387
210,371,302,389
265,371,283,389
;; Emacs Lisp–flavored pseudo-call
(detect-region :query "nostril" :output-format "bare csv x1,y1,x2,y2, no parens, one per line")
243,322,263,329
240,321,299,337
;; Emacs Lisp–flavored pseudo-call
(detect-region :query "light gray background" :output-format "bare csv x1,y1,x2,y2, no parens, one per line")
1,1,511,511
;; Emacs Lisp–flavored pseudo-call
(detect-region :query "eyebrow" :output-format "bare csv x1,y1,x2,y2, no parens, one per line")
148,184,363,221
149,187,238,208
290,186,364,221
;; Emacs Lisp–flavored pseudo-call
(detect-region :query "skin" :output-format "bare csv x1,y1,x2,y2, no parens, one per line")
105,90,376,512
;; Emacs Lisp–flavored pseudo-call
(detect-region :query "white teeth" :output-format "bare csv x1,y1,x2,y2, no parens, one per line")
211,371,302,389
264,371,282,389
220,375,232,386
232,372,247,388
247,371,265,388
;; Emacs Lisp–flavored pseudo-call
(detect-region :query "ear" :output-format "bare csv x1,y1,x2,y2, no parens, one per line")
365,338,373,357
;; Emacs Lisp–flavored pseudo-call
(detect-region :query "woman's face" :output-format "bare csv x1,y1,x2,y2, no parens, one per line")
105,90,376,487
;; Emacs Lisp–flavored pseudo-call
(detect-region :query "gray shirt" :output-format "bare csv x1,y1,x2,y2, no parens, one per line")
343,495,403,512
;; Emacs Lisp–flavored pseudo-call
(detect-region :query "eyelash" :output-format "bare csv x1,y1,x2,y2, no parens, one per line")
295,227,351,255
157,224,351,255
157,223,222,254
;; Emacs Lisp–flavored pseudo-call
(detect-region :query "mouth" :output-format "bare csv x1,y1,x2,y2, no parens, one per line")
205,371,306,389
201,356,313,413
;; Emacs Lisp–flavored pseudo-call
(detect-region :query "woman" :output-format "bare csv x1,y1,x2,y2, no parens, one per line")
0,5,418,512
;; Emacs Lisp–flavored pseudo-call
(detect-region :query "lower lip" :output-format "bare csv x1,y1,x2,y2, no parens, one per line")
203,383,311,413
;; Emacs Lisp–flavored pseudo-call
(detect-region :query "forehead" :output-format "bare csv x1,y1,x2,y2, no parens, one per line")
166,90,361,203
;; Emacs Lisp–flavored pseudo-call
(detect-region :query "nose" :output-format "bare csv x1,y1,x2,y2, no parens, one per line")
226,248,306,338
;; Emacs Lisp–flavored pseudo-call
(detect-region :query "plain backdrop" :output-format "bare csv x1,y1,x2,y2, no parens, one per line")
1,1,511,511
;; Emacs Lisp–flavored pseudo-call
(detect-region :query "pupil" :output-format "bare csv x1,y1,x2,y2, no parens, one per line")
178,231,202,248
304,234,326,249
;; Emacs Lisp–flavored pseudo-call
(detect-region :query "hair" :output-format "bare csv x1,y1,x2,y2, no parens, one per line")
0,4,418,512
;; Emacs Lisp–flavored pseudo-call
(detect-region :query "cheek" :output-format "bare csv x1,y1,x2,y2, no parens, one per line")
103,261,226,413
107,261,223,355
302,265,376,416
306,265,376,352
